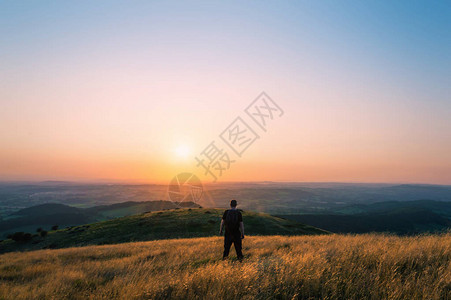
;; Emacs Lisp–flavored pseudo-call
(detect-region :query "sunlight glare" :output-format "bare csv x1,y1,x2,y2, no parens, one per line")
174,144,191,159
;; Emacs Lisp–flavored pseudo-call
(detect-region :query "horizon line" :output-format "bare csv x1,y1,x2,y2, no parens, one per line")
0,179,450,187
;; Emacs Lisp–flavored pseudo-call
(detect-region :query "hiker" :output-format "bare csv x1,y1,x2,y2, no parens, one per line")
219,199,244,260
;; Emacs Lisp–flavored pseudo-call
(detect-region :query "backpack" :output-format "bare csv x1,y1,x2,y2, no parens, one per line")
225,210,240,232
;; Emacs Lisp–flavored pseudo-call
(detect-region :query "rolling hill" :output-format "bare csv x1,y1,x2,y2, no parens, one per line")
0,200,200,238
0,208,327,253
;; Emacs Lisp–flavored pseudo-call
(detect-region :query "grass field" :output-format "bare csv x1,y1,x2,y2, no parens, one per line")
0,234,450,299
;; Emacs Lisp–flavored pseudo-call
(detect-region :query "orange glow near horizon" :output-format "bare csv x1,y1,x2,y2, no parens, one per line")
1,2,450,185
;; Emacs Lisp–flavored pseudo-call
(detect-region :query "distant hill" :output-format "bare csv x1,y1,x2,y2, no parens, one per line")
11,203,82,216
85,200,197,218
0,208,327,253
0,201,200,238
334,200,451,216
2,182,451,218
279,200,451,234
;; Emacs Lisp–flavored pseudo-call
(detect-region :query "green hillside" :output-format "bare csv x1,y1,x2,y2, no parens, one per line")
0,208,327,253
0,201,200,238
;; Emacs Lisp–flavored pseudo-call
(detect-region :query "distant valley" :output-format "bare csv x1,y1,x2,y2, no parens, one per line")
0,182,450,238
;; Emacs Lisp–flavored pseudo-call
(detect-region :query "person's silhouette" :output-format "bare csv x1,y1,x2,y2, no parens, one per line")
219,199,244,260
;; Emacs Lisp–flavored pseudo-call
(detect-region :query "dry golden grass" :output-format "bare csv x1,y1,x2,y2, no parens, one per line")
0,234,450,299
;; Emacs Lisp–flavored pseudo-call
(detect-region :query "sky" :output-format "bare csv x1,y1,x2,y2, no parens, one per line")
1,1,450,184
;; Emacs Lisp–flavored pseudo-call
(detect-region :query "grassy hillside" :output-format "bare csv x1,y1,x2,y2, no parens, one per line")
0,234,449,299
0,208,326,253
0,201,199,238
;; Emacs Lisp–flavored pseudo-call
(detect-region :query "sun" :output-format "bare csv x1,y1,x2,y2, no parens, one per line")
174,144,191,158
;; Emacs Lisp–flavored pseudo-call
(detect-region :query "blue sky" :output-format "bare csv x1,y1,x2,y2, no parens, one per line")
1,1,450,183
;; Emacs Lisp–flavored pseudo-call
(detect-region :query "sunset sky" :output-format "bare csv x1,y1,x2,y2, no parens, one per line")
1,1,450,184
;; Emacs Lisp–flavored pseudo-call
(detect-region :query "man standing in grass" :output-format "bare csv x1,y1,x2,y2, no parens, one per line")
219,199,244,260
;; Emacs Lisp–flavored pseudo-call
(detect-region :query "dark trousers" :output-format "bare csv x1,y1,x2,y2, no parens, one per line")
223,232,243,259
